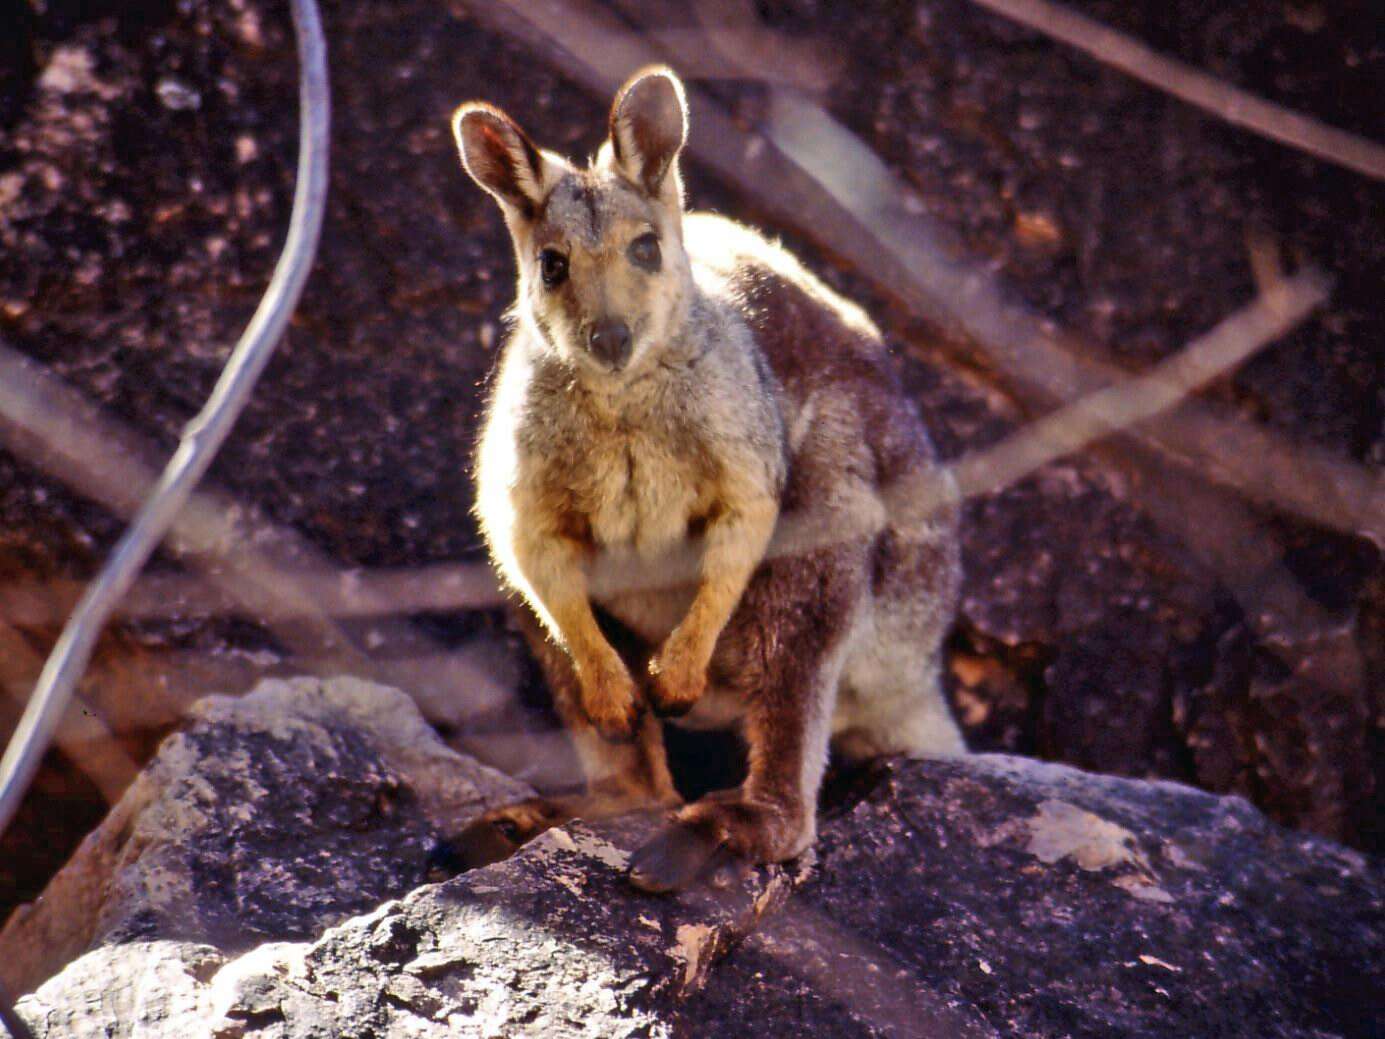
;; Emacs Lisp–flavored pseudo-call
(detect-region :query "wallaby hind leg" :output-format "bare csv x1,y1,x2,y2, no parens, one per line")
833,650,965,762
628,546,863,892
833,513,965,762
432,607,679,877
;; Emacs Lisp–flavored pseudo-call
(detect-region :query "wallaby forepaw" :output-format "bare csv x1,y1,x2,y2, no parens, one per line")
585,690,643,742
647,641,706,717
579,658,643,742
628,817,736,893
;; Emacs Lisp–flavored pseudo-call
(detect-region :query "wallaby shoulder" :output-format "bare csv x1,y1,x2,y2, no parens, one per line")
686,211,941,495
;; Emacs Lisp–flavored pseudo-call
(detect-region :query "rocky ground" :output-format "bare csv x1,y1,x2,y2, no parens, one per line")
0,0,1381,933
5,677,1382,1038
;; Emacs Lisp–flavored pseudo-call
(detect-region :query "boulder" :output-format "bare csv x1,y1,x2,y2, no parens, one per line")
0,675,530,997
5,676,1380,1038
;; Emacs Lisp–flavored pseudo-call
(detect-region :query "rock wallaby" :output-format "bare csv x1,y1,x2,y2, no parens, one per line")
446,66,964,891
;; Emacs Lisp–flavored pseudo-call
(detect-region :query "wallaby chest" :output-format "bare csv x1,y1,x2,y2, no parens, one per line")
518,367,715,555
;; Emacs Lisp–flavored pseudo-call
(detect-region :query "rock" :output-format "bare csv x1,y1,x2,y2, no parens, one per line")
0,675,530,997
7,678,1381,1037
695,757,1385,1037
14,817,804,1039
13,814,803,1039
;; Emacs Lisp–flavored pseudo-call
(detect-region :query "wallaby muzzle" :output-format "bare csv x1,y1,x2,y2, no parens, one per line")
587,317,632,370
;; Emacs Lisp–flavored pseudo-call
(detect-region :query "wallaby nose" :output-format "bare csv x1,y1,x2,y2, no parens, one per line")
587,318,632,370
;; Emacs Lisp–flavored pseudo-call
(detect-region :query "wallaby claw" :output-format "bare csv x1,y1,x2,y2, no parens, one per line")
647,640,707,718
627,817,738,893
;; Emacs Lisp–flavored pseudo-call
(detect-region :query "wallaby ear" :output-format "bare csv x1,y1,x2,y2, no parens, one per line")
453,103,555,217
607,66,687,198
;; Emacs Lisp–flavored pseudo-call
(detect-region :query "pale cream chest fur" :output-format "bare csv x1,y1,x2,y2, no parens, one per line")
515,356,715,556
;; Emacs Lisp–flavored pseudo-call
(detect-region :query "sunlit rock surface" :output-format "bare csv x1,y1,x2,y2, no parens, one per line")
8,678,1381,1038
0,676,530,998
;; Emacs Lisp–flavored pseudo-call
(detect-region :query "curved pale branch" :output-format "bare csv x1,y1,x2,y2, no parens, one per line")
0,0,331,839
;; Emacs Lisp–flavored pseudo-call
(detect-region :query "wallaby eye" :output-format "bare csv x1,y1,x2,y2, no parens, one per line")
627,232,661,272
539,248,568,288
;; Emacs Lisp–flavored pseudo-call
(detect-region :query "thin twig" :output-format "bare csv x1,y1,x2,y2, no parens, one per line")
0,0,330,840
0,564,504,627
970,0,1385,181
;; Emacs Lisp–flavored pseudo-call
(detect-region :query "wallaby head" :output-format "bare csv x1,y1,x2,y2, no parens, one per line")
453,67,693,380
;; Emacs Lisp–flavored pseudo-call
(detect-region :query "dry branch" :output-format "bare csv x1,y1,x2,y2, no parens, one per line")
689,0,840,94
970,0,1385,181
0,565,504,628
947,269,1331,503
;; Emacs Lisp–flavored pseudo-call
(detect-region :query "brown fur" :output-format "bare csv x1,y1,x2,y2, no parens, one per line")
449,67,963,889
